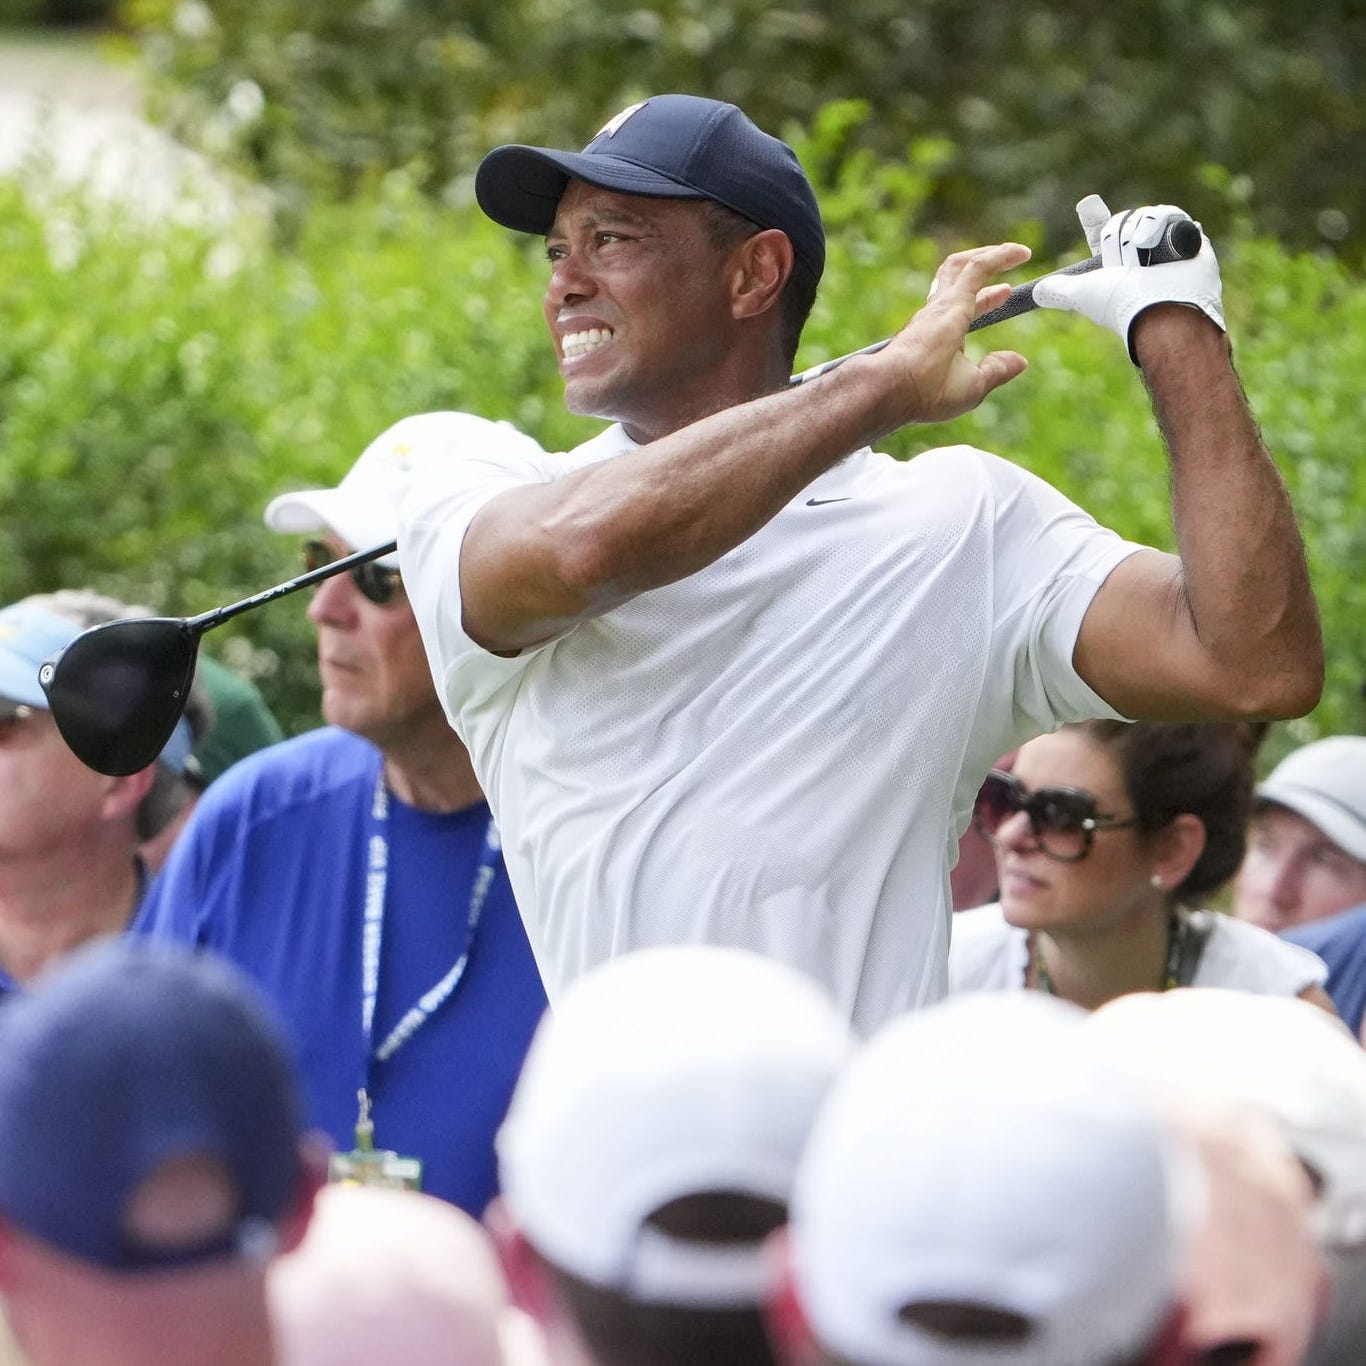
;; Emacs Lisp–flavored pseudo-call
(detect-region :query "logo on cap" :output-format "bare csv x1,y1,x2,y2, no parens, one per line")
596,102,647,139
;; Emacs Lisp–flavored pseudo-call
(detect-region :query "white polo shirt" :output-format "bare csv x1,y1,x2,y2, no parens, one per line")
399,419,1141,1033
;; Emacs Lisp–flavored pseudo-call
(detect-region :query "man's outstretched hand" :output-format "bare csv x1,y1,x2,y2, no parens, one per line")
877,241,1033,427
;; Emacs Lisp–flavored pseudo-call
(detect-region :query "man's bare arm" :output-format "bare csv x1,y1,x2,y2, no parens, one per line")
459,243,1031,653
1073,305,1323,720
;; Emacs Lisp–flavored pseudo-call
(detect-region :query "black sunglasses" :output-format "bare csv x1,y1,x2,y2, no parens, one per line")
301,541,404,607
973,768,1139,863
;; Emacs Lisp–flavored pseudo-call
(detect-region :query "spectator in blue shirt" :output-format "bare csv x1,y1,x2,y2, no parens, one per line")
139,425,547,1213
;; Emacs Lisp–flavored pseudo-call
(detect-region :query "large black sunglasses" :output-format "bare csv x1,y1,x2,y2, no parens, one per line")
301,541,404,607
972,768,1139,863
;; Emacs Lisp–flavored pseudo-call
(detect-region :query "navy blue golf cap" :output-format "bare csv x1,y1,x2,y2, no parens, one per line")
0,938,306,1272
476,94,826,280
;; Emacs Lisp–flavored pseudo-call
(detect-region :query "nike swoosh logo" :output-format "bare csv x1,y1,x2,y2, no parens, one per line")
806,497,851,506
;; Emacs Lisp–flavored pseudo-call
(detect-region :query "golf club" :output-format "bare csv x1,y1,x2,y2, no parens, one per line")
791,216,1202,384
39,216,1202,778
38,539,397,776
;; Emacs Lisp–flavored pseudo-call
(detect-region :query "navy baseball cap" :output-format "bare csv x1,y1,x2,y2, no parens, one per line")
0,938,306,1273
476,94,825,280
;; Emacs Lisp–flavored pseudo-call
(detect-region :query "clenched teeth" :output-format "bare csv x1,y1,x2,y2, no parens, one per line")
562,327,614,358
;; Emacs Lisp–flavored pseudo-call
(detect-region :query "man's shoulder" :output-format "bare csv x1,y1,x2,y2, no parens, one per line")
950,901,1011,943
143,729,378,911
1196,908,1331,981
1282,902,1366,953
193,727,379,824
564,422,636,468
948,903,1020,990
857,443,1060,511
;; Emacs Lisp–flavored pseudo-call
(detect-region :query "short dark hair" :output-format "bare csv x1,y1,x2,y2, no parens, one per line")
543,1190,785,1366
698,201,818,368
1073,719,1257,904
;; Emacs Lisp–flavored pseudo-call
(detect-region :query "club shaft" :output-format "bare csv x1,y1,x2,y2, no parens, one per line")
188,540,399,632
178,225,1201,629
790,217,1202,385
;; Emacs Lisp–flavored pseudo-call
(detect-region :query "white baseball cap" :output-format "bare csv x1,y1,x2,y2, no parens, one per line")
1255,736,1366,863
264,411,546,567
1089,987,1366,1249
269,1185,514,1366
495,945,853,1308
789,993,1201,1366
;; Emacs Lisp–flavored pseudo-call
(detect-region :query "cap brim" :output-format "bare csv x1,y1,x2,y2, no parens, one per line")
476,145,705,236
0,607,81,709
263,490,400,567
1256,785,1366,863
0,656,51,709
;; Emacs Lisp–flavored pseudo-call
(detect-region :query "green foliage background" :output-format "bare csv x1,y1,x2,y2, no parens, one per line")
2,116,1362,753
1,12,1363,757
123,0,1366,258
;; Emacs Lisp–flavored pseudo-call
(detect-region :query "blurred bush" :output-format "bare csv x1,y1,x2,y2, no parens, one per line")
120,0,1366,259
0,172,589,731
1,127,1361,747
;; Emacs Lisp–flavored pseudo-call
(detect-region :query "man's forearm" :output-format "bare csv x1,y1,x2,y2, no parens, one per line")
1135,306,1323,716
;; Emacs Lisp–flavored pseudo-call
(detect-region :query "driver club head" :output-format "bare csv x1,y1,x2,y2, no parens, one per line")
38,617,201,776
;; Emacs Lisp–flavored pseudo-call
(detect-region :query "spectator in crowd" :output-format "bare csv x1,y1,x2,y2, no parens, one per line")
1233,736,1366,934
139,652,286,874
138,439,547,1213
487,944,853,1366
1151,1092,1325,1365
951,750,1016,911
769,992,1200,1366
0,937,323,1366
1090,988,1366,1366
382,94,1318,1032
950,720,1335,1012
270,1184,547,1366
1283,903,1366,1043
0,589,209,990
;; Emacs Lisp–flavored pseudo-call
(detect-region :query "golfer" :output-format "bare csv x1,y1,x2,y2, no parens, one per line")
384,95,1320,1032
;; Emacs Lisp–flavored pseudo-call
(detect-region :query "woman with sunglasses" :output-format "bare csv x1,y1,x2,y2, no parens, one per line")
949,719,1336,1013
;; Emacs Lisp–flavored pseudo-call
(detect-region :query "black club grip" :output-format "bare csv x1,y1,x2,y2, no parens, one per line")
788,217,1205,385
967,216,1203,333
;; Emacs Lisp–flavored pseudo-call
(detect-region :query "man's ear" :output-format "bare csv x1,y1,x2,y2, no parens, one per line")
763,1226,825,1366
730,228,794,323
484,1197,558,1325
99,763,158,824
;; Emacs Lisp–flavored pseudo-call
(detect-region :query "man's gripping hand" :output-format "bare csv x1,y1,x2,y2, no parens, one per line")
1033,195,1226,363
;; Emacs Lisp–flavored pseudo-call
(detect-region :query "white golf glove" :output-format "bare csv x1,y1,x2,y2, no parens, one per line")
1033,194,1226,362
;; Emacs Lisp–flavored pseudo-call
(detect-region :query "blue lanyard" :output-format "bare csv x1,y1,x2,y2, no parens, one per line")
360,775,500,1087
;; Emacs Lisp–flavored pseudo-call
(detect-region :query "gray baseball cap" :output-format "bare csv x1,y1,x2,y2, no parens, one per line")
1257,736,1366,863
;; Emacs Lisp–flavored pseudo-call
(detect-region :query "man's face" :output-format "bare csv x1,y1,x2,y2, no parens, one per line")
305,538,442,749
1232,804,1366,931
0,699,122,860
542,181,747,440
